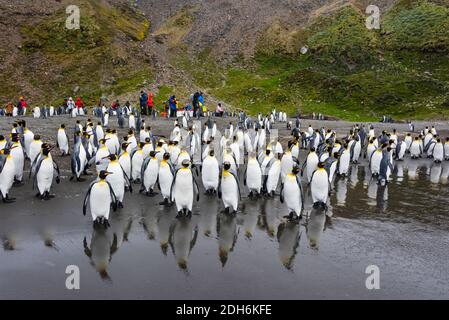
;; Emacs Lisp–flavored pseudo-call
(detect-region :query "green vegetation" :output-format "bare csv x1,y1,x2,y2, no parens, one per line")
176,0,449,121
15,0,151,106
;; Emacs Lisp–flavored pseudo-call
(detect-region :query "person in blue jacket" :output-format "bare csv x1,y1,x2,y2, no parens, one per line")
169,95,177,118
139,91,148,115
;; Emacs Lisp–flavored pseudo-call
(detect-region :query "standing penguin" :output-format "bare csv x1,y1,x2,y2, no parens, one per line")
83,171,117,226
9,133,24,183
29,135,43,164
410,137,423,159
95,139,111,173
378,147,394,186
105,154,131,208
30,144,60,200
280,166,304,221
218,161,241,214
131,143,145,183
170,160,200,217
310,162,330,210
201,149,220,193
337,144,350,177
433,139,444,163
369,145,384,176
263,155,281,196
444,137,449,161
141,151,160,196
158,152,175,205
119,142,132,187
57,124,69,156
0,146,17,203
70,133,88,181
303,148,319,183
244,152,262,197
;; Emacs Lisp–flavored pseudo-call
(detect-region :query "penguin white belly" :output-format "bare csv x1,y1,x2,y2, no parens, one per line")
95,148,110,173
131,152,143,180
283,176,301,216
29,142,43,163
280,156,294,183
129,115,136,129
77,145,87,176
433,144,444,162
246,160,262,192
410,142,421,157
311,169,329,204
445,144,449,160
338,151,350,175
174,171,194,211
106,140,116,155
306,154,319,182
352,142,361,162
90,182,112,220
119,155,131,180
143,160,159,191
397,142,406,160
221,174,239,211
176,153,190,168
57,131,69,154
405,137,412,150
367,145,376,160
266,161,281,193
71,108,77,118
11,145,24,181
37,158,53,194
370,151,382,174
96,128,104,141
107,163,125,202
159,164,173,198
202,157,219,190
0,158,15,197
24,132,34,156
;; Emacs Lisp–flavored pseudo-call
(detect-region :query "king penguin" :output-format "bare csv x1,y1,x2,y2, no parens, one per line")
0,146,17,203
83,170,117,226
201,149,220,194
218,161,241,214
158,152,175,205
280,165,304,221
57,124,69,156
310,162,330,210
105,154,131,208
170,159,200,217
30,144,60,200
141,151,160,196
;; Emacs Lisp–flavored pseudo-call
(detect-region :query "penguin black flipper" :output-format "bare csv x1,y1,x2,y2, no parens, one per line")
229,171,241,200
192,175,200,202
243,165,247,186
83,237,92,258
110,234,118,256
296,175,305,212
29,155,40,179
119,163,132,193
217,174,222,199
32,156,45,190
0,156,6,175
140,157,151,188
106,180,117,211
169,169,181,202
280,183,284,203
292,156,300,166
190,226,198,252
301,158,308,176
53,160,61,183
83,181,96,216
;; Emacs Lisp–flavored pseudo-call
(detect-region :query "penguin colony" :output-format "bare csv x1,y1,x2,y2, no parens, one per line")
1,111,448,229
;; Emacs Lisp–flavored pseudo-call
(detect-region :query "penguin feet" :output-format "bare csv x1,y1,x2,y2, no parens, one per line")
76,177,86,182
13,180,24,187
248,191,253,198
134,179,141,185
117,201,124,209
159,199,169,206
35,192,41,198
2,195,16,203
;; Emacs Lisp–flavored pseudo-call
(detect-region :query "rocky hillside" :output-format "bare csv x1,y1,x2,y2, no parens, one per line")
1,0,449,120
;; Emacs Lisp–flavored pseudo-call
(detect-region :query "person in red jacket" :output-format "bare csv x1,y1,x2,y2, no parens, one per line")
75,97,84,110
147,92,154,117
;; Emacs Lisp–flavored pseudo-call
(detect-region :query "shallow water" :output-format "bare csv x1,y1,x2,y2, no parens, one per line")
1,154,449,300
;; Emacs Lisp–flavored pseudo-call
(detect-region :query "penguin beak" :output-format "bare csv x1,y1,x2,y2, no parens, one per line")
10,145,18,150
106,172,113,176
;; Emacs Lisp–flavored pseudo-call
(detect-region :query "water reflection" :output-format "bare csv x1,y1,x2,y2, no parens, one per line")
83,227,117,280
169,217,198,270
305,207,330,250
217,213,238,267
277,222,301,270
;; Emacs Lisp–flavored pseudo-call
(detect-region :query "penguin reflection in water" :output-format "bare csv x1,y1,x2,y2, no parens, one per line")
83,171,117,227
170,160,200,218
309,162,330,210
280,165,304,222
30,144,61,200
305,206,331,250
83,227,118,280
277,221,301,270
218,161,241,214
217,212,238,267
0,145,18,203
169,216,198,270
